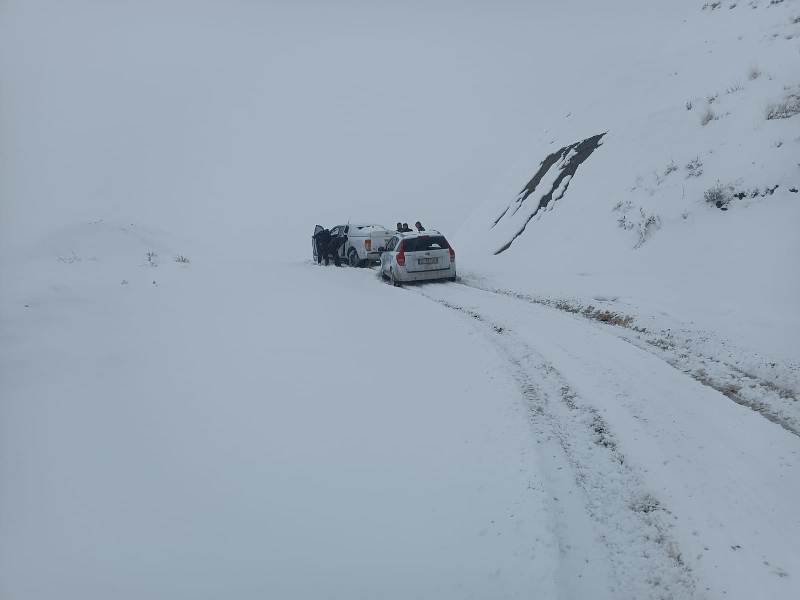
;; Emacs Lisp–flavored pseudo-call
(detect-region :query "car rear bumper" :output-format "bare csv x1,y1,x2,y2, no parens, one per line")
396,265,456,282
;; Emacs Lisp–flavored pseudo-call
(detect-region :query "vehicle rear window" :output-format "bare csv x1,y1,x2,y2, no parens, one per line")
402,236,449,252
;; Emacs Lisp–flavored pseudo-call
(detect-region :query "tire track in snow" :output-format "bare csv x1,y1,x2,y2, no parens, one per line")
414,286,699,600
455,280,800,438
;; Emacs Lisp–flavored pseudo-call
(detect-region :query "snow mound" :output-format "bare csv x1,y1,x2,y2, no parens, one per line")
0,219,193,315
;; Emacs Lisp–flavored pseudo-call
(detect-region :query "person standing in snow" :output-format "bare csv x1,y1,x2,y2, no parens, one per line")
325,234,348,266
401,222,413,232
313,228,332,264
414,221,425,232
396,222,403,232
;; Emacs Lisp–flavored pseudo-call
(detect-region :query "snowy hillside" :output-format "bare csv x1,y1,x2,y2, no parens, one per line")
462,1,799,278
458,0,800,409
2,1,799,599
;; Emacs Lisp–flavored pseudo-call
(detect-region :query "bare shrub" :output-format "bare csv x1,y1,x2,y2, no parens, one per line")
57,251,81,264
175,255,191,264
613,200,634,231
146,251,158,267
704,181,732,208
612,200,630,212
635,209,661,248
725,82,744,94
685,100,693,111
700,106,716,126
663,161,678,176
616,214,634,231
584,307,635,328
748,66,761,80
631,494,662,514
685,156,704,178
766,93,800,120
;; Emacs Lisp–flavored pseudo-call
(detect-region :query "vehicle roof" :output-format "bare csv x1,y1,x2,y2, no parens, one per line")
395,230,444,237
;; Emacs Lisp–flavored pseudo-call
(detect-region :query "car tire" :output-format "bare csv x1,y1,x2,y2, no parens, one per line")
390,268,401,287
348,248,360,268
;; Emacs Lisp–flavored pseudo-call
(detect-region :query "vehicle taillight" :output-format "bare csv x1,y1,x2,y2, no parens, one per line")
364,239,372,251
449,246,455,261
396,242,406,266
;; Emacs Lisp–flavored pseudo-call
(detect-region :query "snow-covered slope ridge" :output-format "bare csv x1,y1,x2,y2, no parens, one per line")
491,133,606,255
458,0,799,361
467,0,799,252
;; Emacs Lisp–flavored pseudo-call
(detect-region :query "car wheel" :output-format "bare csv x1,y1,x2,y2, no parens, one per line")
348,248,359,267
390,268,401,287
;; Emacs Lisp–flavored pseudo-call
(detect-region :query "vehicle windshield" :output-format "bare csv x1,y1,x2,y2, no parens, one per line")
402,236,449,252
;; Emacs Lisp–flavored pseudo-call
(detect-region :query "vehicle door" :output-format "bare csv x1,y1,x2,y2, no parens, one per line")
341,225,351,260
382,236,398,274
327,226,341,258
403,235,451,273
312,225,323,259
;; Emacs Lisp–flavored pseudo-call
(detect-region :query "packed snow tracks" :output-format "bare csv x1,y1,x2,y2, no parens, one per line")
415,287,697,600
408,281,800,600
462,282,800,438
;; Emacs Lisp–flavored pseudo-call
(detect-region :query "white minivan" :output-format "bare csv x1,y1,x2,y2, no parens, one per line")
379,231,456,286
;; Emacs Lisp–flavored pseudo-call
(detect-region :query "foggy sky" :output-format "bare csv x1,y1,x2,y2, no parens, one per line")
1,0,664,256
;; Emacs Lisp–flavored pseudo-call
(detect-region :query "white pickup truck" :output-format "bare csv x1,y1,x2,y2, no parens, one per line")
313,223,394,267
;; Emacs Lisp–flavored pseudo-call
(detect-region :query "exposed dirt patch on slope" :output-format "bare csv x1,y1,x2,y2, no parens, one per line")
493,133,606,255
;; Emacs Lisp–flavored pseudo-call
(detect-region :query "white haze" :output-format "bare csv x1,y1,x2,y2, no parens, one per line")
4,2,800,598
1,0,675,257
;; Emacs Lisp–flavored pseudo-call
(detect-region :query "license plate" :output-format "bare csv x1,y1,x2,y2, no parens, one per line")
418,257,438,265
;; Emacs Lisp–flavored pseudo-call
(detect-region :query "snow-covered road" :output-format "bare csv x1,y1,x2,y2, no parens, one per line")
411,278,800,600
2,237,798,599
